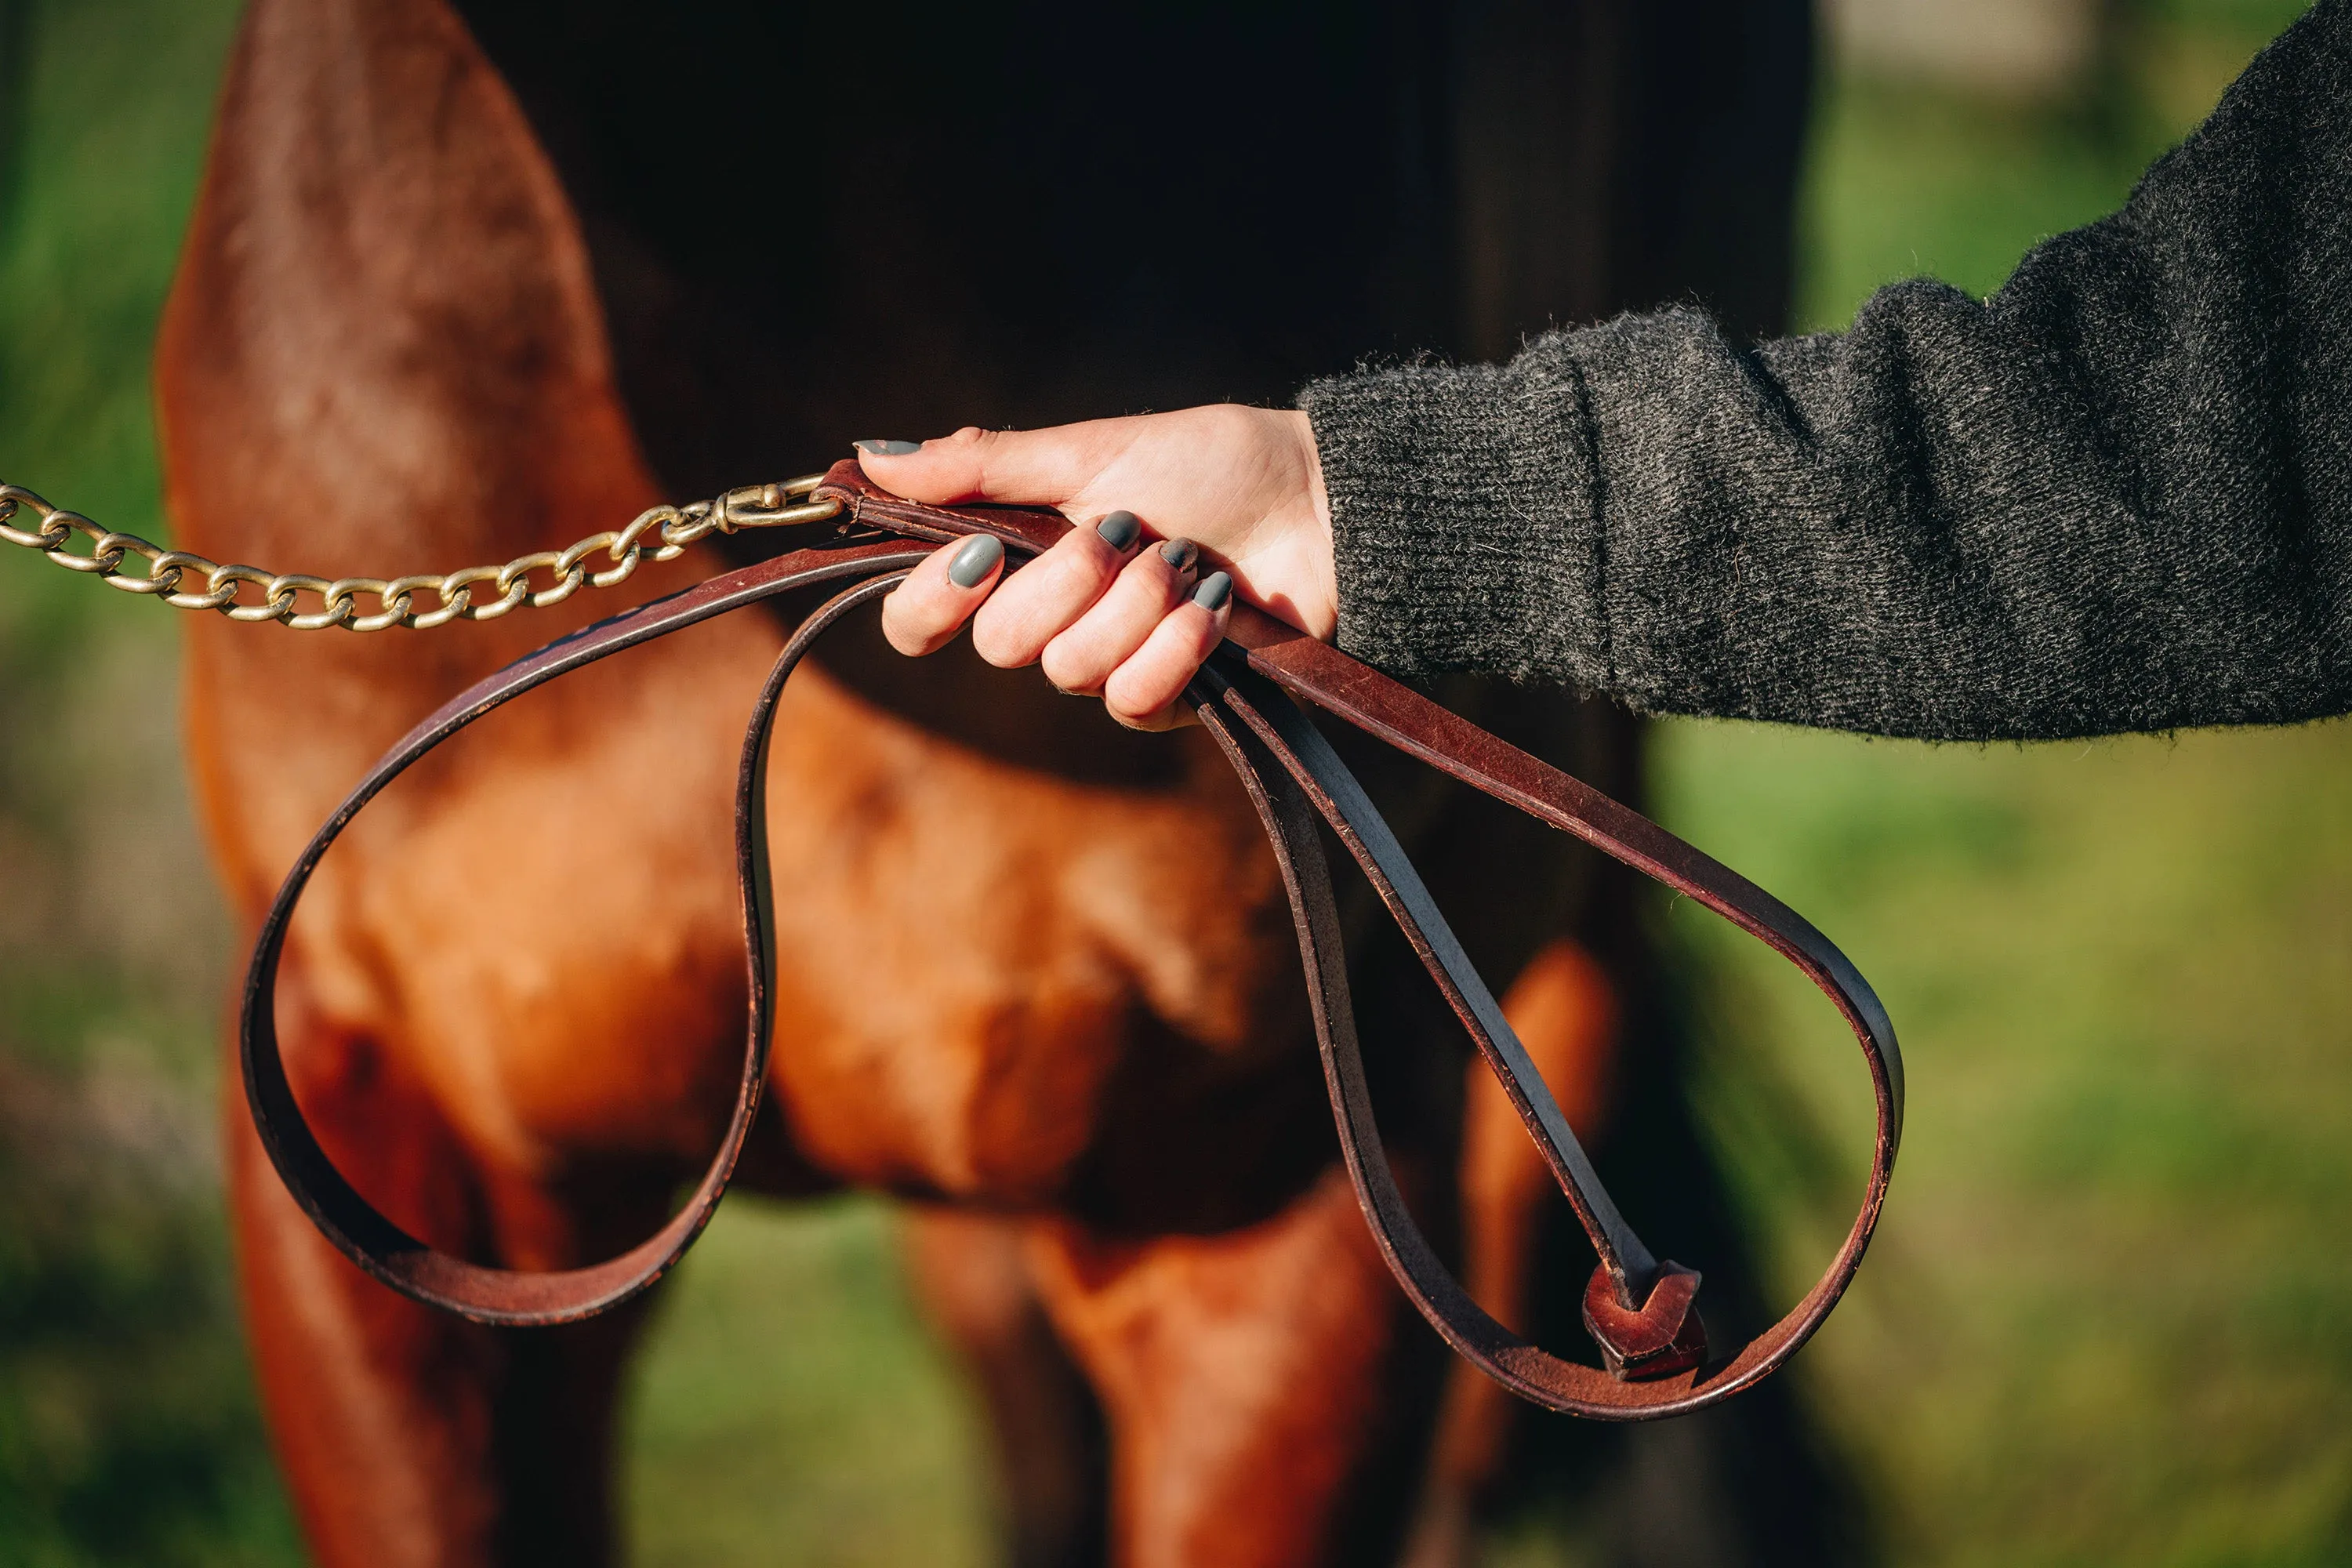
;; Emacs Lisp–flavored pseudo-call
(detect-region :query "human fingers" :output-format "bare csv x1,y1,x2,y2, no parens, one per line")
878,533,1005,656
1101,572,1233,729
1038,537,1202,695
968,510,1145,669
856,402,1341,657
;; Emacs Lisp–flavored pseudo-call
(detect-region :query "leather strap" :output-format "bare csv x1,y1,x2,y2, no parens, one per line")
241,461,1902,1418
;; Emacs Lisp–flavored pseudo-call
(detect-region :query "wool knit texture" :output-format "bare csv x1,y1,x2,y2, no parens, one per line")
1301,0,2352,742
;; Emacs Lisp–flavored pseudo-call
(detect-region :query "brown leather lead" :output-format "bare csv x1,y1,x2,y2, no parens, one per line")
241,460,1901,1419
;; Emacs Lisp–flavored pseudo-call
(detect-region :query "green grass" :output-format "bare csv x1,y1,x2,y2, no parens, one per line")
1663,8,2352,1559
0,4,300,1563
623,1198,989,1568
1793,0,2314,334
1655,721,2352,1566
1794,78,2135,332
2,0,2347,1563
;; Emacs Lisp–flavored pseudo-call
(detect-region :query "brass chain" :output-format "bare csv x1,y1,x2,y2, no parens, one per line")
0,476,844,631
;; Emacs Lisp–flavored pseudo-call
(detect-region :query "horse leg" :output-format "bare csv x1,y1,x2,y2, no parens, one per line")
1025,1168,1427,1568
902,1207,1108,1568
230,970,666,1568
164,4,774,1553
1400,937,1619,1568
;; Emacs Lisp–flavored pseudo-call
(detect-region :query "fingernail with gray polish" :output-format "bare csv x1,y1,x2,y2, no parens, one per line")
1157,537,1198,572
1094,510,1142,552
855,438,924,456
1192,571,1232,612
948,534,1004,588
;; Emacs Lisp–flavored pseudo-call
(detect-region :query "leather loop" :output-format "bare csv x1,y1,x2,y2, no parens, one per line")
239,544,927,1323
240,463,1902,1419
1183,661,1899,1417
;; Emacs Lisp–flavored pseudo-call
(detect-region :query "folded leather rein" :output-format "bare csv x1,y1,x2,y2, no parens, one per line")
241,460,1903,1420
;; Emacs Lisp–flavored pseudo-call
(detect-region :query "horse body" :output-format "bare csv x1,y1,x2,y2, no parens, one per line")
159,1,1824,1563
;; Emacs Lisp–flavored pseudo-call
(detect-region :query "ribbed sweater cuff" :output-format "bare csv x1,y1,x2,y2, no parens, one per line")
1298,342,1606,689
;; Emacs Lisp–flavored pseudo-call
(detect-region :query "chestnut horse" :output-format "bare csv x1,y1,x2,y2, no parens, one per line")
158,2,1842,1564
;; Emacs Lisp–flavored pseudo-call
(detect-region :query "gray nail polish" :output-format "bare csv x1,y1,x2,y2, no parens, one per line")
1157,538,1198,572
1192,571,1232,612
855,438,924,456
948,534,1004,588
1094,510,1142,551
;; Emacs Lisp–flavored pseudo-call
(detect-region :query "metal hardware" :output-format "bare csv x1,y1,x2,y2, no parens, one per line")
0,474,844,632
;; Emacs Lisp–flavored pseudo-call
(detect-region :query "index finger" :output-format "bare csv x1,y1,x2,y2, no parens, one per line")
878,533,1006,656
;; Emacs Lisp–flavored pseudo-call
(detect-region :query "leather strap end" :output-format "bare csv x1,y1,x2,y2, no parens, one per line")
1582,1261,1708,1381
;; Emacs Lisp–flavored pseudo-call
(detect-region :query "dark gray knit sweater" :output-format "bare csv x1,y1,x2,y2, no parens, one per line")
1302,0,2352,742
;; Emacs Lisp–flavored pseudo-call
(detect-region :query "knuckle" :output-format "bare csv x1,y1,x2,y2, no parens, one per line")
879,608,932,657
1040,640,1094,692
894,588,942,630
969,619,1025,668
1102,667,1159,721
1051,550,1116,605
1054,527,1111,569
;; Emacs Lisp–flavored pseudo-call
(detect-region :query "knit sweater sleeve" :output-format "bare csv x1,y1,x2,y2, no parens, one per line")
1300,0,2352,742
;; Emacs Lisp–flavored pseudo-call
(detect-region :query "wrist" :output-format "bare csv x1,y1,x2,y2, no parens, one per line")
1267,408,1339,641
1280,408,1334,542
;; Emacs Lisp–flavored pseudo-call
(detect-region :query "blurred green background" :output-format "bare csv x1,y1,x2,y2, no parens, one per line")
0,1,2343,1563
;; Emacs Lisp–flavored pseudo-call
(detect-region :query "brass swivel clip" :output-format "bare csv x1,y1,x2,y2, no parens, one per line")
710,477,844,532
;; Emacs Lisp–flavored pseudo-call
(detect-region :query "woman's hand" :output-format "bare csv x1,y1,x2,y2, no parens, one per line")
863,404,1335,729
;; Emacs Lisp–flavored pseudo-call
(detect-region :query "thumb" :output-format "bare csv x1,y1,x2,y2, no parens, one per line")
854,421,1134,508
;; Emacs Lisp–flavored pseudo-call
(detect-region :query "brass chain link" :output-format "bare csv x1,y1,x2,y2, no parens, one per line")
0,476,844,631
